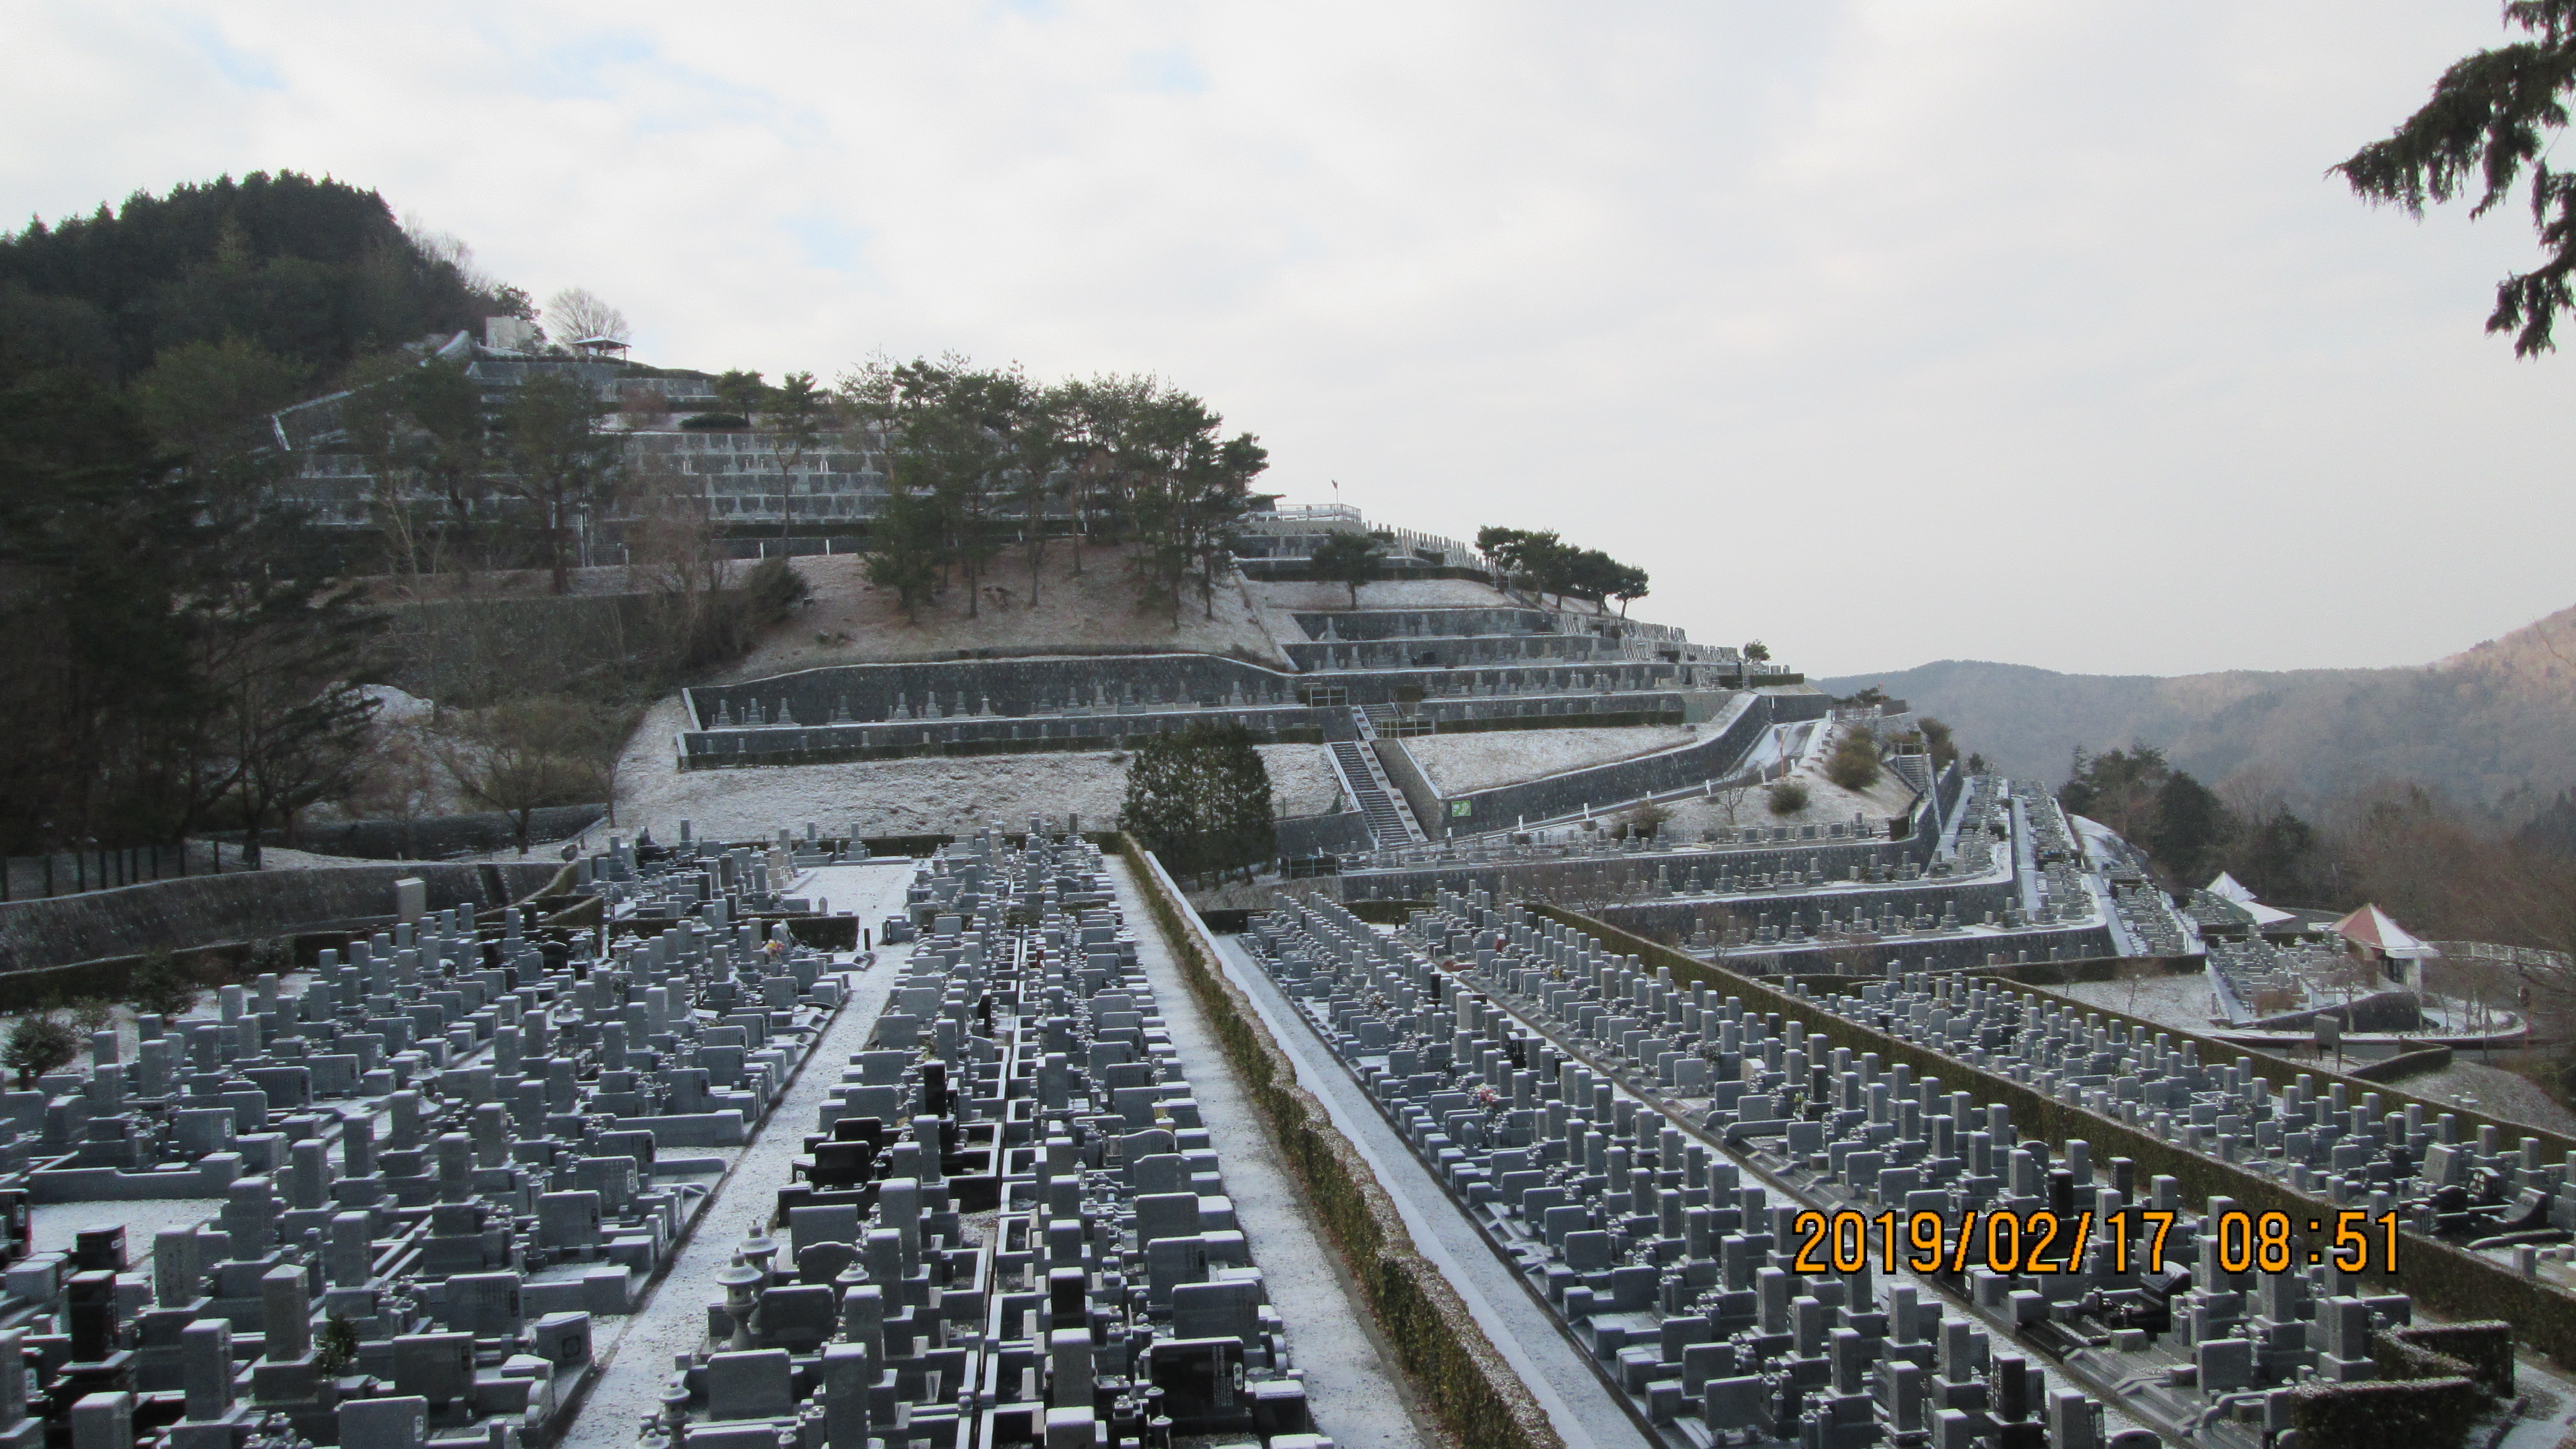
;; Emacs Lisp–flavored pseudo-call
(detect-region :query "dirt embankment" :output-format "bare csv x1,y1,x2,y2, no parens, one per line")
725,544,1296,679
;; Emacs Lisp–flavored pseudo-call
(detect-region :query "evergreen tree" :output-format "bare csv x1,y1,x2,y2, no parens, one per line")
2337,3,2576,354
711,370,768,424
1112,386,1263,624
764,371,831,545
1308,530,1385,608
0,370,201,851
126,337,307,457
0,367,378,856
1007,384,1074,605
1054,374,1156,572
861,481,945,621
496,371,621,592
846,357,1017,617
0,172,519,386
2229,806,2322,903
1119,722,1276,877
338,354,491,575
2146,770,2227,884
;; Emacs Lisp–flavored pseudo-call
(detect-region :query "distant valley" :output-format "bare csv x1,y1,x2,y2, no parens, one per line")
1820,603,2576,818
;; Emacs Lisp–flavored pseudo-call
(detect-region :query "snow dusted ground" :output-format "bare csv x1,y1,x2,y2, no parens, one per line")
1405,726,1701,795
2396,1059,2576,1137
1273,745,1342,814
1243,575,1529,617
2045,973,2227,1029
1243,574,1541,648
726,547,1294,681
1649,776,1896,836
584,557,1700,846
1635,724,1920,836
614,741,1337,842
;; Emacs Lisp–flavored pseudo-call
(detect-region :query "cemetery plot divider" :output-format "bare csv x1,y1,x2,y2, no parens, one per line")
1123,836,1565,1449
1540,905,2576,1375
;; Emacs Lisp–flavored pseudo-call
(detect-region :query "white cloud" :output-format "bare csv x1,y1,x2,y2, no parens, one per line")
3,0,2561,675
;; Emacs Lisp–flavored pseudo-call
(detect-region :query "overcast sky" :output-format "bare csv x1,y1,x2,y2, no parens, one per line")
6,2,2567,678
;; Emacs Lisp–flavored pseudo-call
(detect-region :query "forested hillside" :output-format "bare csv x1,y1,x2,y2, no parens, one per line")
1822,602,2576,818
0,173,547,860
0,171,519,391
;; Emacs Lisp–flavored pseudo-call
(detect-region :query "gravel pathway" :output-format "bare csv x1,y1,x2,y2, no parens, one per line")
1106,859,1433,1449
558,860,916,1449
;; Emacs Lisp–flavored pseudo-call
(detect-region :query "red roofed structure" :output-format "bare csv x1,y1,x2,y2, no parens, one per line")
2331,902,2439,989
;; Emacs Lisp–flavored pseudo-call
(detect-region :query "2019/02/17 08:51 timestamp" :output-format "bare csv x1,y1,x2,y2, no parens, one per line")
1787,1208,2404,1277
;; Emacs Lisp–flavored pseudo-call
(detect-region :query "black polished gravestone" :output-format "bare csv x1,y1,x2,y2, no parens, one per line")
47,1271,138,1429
1145,1338,1250,1432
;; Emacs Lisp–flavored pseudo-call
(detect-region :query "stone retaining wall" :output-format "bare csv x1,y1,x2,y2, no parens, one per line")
1287,608,1554,641
1276,811,1374,859
688,653,1693,731
0,861,559,976
233,804,607,859
1443,690,1830,831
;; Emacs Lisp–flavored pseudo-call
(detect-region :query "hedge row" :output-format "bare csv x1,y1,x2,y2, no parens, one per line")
1924,955,2206,988
1541,907,2576,1373
1124,840,1562,1449
2286,1372,2481,1449
2274,1322,2503,1449
2381,1322,2515,1396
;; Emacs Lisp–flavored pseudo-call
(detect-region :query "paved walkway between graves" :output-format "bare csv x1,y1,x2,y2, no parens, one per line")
30,1199,225,1262
1106,859,1434,1449
560,860,918,1449
1207,933,1652,1449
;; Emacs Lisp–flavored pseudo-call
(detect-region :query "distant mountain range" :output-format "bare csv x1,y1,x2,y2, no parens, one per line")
1819,604,2576,819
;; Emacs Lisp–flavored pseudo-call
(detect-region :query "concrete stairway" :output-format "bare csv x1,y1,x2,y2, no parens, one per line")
1327,730,1427,846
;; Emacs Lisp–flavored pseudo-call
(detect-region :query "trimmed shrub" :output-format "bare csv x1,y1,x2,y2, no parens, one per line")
1826,735,1882,790
66,997,115,1035
4,1013,79,1087
2287,1376,2481,1449
1614,803,1670,840
1767,780,1810,816
314,1312,361,1375
742,556,811,615
2291,1326,2502,1449
2383,1322,2514,1395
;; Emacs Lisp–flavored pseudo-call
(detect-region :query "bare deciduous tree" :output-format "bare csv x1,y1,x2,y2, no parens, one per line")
434,696,615,854
543,288,630,345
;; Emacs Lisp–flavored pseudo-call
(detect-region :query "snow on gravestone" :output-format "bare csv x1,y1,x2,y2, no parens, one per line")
392,877,428,924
